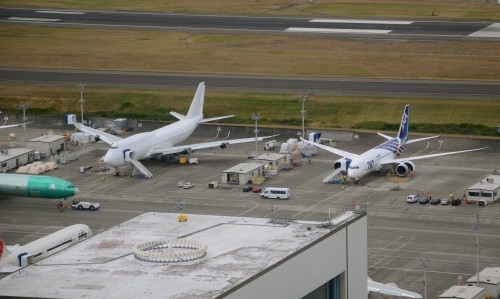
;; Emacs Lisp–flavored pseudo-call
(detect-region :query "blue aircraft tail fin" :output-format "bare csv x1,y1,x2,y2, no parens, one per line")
397,105,410,141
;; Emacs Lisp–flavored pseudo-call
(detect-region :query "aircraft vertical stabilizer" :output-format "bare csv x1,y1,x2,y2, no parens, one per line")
397,104,410,141
186,82,205,119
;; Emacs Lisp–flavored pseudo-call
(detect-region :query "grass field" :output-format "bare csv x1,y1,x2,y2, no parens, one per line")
2,25,500,80
1,0,499,20
1,84,499,136
0,2,499,136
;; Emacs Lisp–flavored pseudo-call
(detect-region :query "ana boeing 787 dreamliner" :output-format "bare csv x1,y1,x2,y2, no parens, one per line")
67,82,276,178
302,104,487,181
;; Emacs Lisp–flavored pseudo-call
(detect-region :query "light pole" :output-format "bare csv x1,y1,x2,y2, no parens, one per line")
77,83,86,123
473,214,480,287
251,113,261,159
19,101,28,131
420,258,428,299
299,90,318,139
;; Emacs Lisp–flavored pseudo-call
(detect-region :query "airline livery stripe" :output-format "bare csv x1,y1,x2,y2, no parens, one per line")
309,19,413,25
285,27,391,34
8,17,60,22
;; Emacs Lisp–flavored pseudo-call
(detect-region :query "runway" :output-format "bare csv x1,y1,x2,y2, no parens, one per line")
1,7,500,40
2,67,500,100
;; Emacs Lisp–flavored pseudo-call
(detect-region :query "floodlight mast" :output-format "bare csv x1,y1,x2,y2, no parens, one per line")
299,90,318,138
251,113,261,158
77,83,86,123
19,101,28,131
473,214,480,287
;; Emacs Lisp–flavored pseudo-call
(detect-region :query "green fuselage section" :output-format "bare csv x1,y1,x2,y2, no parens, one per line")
0,173,78,199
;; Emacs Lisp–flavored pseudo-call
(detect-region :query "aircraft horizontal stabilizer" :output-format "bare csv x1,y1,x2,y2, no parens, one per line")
406,135,439,144
368,279,422,298
199,115,234,124
382,146,489,165
148,134,279,156
170,112,186,120
377,132,393,140
300,137,359,160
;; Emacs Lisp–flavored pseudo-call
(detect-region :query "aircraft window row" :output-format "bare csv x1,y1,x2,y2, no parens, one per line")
349,166,360,169
33,252,43,258
47,239,73,252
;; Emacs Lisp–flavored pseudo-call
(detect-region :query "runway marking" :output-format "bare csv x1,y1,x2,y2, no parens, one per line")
309,19,413,25
285,27,391,34
7,17,60,22
469,23,500,38
36,10,86,15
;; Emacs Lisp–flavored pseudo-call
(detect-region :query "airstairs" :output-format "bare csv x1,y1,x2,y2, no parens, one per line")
130,157,153,178
323,168,343,184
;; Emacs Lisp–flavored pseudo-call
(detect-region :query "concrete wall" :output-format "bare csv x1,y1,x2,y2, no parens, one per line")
223,214,367,299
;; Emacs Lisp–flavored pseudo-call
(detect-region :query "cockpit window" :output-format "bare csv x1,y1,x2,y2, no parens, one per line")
349,166,360,169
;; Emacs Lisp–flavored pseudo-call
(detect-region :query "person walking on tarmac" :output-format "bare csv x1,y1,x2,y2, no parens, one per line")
57,201,65,212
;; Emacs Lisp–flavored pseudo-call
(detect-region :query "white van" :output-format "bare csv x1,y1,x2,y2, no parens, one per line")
260,187,290,200
406,195,418,203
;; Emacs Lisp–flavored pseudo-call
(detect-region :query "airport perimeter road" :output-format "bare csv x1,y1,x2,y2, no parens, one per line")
1,7,499,40
2,67,500,100
0,126,499,297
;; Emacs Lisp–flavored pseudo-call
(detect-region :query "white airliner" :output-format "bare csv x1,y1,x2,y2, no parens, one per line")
0,224,92,273
302,104,488,181
67,82,277,178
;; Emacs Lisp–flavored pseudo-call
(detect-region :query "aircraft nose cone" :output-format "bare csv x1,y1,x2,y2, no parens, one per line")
103,152,117,166
75,187,80,194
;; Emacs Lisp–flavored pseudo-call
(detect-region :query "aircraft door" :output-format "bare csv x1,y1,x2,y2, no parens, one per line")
18,252,28,267
123,149,134,161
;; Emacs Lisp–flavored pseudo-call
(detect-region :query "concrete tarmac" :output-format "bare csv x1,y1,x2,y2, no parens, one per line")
0,124,499,298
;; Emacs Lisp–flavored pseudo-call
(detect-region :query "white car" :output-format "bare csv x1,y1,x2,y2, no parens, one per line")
71,200,100,211
183,182,194,189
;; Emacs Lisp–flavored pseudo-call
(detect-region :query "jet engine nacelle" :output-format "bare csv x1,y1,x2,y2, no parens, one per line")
395,161,415,177
333,158,351,171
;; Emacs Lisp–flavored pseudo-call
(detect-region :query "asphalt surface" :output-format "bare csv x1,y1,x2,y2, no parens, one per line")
0,124,499,298
1,7,498,41
2,67,500,100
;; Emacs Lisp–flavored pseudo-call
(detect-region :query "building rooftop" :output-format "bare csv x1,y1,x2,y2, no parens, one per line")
256,153,285,161
222,162,263,173
467,175,500,191
466,267,500,285
0,148,34,162
27,134,65,143
0,211,359,299
439,285,485,298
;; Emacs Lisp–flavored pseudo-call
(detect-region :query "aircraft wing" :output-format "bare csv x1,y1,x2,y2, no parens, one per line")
148,134,279,156
381,146,489,165
368,279,422,298
0,121,34,129
300,137,359,160
0,124,22,129
66,114,122,145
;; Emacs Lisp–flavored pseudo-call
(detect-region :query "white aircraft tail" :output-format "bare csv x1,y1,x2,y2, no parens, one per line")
186,82,205,119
